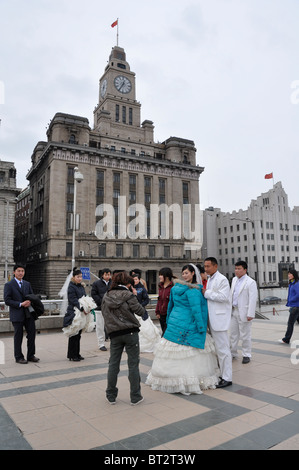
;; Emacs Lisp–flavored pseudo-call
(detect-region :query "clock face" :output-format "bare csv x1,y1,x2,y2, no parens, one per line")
100,79,107,98
114,75,132,94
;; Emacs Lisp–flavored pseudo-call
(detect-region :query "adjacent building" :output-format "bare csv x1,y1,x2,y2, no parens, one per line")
22,45,204,297
202,182,299,288
0,160,21,296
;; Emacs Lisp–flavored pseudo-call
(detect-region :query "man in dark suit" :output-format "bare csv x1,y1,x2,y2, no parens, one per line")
91,268,111,351
4,264,39,364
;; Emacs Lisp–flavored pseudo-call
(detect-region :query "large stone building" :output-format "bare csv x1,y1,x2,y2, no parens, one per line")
202,182,299,290
0,160,20,297
23,45,204,297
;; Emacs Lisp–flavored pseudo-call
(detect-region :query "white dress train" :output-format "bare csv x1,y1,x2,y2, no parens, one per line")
135,315,161,353
146,333,219,394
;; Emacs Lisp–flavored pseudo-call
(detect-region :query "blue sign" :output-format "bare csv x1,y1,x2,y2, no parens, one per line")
80,267,90,280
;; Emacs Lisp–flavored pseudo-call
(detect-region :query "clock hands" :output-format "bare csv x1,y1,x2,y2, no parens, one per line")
114,76,131,93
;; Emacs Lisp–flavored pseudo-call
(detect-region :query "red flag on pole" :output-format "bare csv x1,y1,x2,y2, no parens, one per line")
264,172,273,179
111,20,118,28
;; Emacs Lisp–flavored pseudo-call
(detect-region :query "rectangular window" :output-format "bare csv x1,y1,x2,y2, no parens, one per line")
115,105,119,122
129,174,136,186
113,172,120,184
164,246,170,258
66,242,72,257
116,244,123,258
149,245,155,258
133,244,140,258
99,243,106,257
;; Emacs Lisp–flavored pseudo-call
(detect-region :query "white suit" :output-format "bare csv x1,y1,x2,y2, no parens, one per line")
230,274,258,358
204,271,232,382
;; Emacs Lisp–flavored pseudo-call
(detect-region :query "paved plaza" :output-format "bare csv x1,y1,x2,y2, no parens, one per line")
1,307,299,451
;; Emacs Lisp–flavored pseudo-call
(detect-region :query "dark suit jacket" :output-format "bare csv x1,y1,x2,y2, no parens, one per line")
91,278,111,310
4,278,34,322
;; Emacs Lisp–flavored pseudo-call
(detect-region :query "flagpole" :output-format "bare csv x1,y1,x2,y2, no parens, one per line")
117,18,119,46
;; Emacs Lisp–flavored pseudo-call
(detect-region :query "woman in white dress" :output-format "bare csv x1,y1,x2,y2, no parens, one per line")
146,264,219,395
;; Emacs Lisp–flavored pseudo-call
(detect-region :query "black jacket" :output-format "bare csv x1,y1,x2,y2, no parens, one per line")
91,278,111,310
25,294,45,320
101,286,146,338
4,278,34,322
63,281,86,327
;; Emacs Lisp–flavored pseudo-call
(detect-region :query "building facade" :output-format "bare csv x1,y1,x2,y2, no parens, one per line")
24,46,204,297
0,160,20,297
202,182,299,289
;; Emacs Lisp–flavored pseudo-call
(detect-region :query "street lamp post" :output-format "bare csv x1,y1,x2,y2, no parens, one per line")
71,167,84,271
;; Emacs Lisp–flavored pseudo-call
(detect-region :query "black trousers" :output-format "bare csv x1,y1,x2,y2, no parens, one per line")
12,316,36,361
67,330,82,359
159,315,167,336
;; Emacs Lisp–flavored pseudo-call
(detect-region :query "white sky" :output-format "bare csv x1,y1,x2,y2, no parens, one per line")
0,0,298,213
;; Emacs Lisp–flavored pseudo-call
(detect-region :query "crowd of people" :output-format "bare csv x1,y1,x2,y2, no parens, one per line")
3,259,299,405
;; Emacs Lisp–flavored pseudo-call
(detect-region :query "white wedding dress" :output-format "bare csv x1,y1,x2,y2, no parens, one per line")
146,332,219,395
135,315,161,353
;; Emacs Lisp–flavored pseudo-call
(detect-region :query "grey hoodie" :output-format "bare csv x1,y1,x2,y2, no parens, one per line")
101,286,146,338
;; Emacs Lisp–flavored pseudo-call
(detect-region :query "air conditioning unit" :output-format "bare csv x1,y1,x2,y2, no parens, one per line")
79,250,85,257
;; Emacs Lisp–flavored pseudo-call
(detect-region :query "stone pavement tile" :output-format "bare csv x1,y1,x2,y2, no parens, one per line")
211,389,266,411
1,390,60,414
236,410,276,427
163,426,235,450
257,404,293,419
255,379,299,398
26,419,111,450
215,416,257,436
253,363,295,378
277,370,299,384
270,433,299,450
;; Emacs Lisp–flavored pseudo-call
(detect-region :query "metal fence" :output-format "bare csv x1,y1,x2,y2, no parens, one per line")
0,295,158,318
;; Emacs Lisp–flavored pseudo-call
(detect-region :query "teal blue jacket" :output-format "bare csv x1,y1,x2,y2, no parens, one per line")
163,280,208,349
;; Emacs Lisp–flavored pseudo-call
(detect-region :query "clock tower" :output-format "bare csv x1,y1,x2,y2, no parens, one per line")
94,46,143,135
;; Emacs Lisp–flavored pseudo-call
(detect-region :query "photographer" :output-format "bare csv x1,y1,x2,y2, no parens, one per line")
101,271,146,405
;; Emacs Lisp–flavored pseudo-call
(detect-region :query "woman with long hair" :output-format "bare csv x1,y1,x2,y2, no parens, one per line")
279,269,299,344
155,267,174,336
146,264,219,395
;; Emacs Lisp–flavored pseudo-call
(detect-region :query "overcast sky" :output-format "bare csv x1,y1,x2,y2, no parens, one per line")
1,0,298,213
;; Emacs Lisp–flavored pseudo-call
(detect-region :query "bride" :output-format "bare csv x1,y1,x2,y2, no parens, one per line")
146,264,219,395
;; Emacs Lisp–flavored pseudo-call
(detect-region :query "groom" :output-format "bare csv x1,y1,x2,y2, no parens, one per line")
4,264,39,364
202,257,232,388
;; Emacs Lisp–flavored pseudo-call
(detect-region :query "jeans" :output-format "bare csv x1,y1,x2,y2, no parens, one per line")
283,307,299,343
106,331,142,403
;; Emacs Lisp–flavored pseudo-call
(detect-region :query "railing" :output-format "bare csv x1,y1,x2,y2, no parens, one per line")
0,294,158,318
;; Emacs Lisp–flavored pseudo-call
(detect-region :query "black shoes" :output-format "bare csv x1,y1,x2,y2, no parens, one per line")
216,378,232,388
16,356,40,364
28,356,40,362
16,358,28,364
242,357,250,364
